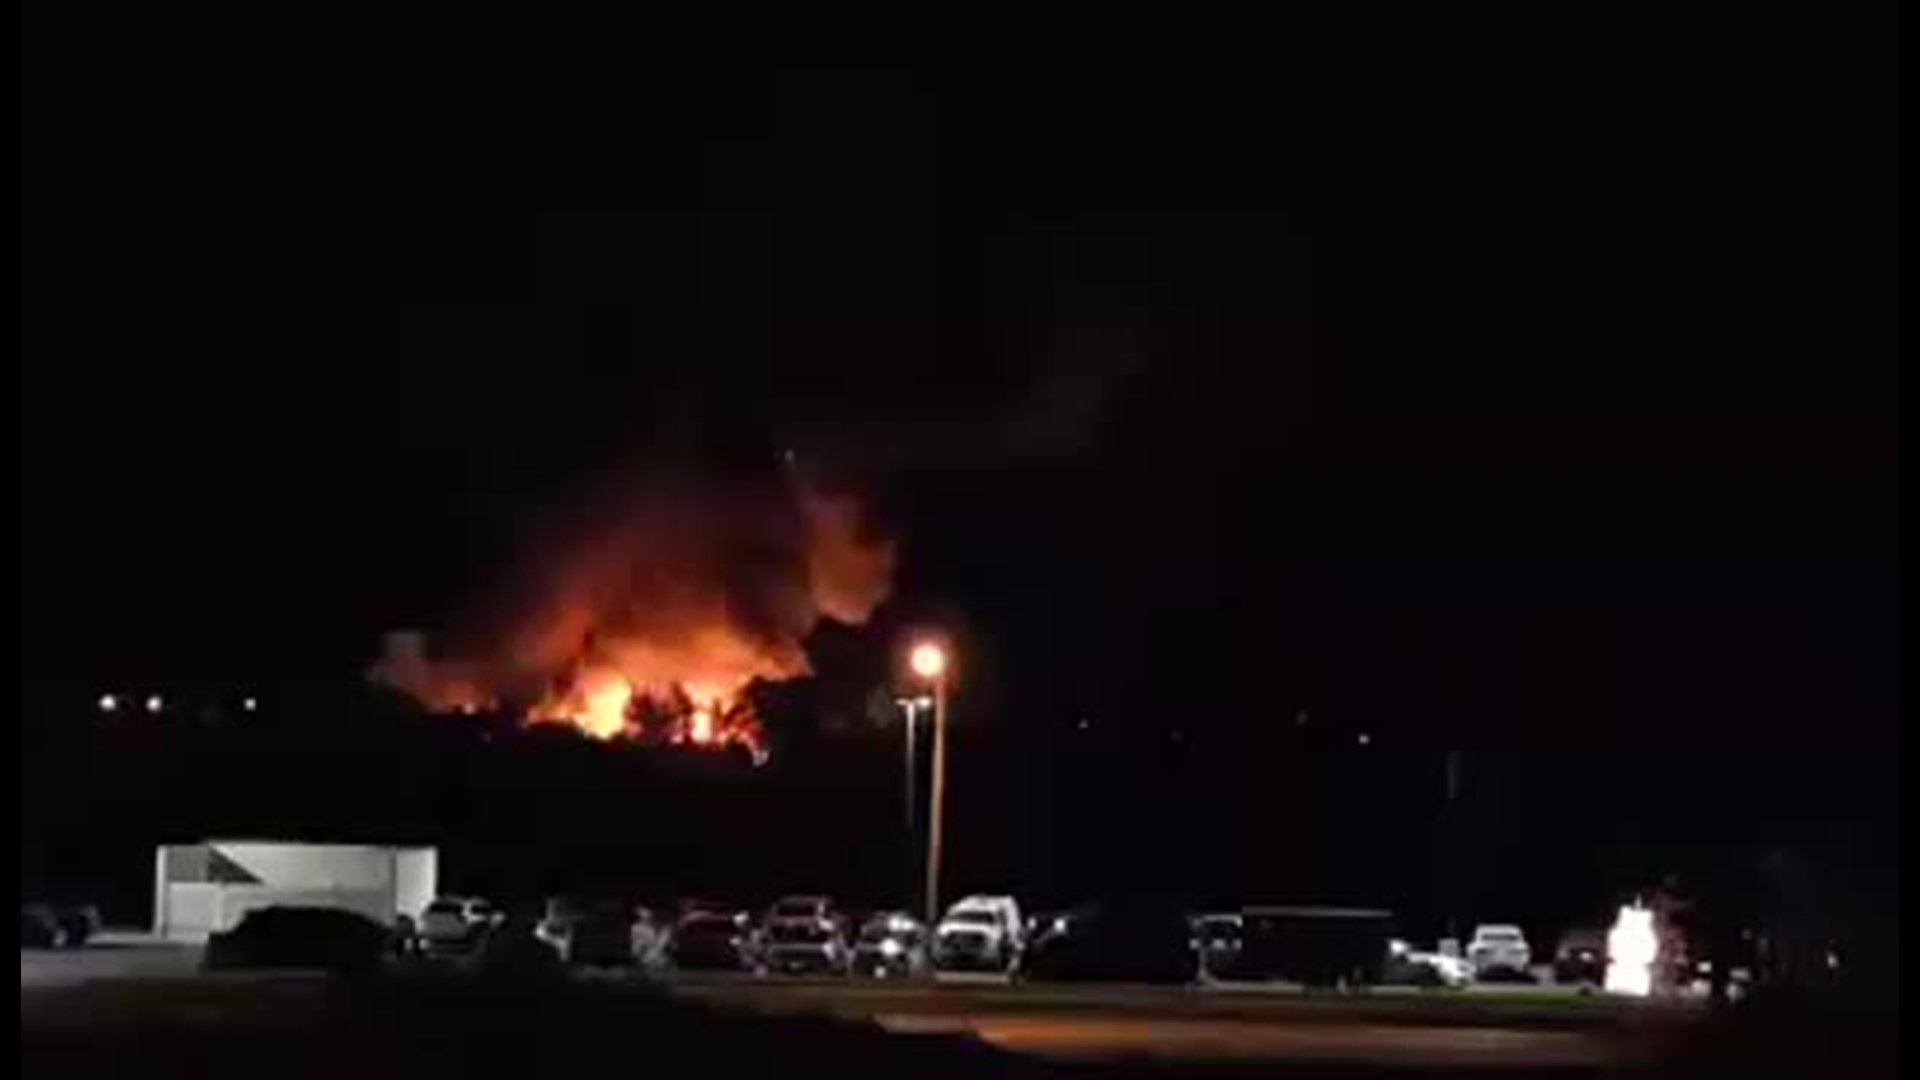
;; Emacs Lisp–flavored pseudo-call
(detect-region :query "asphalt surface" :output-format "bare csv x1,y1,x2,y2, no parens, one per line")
20,935,201,988
22,938,1683,1068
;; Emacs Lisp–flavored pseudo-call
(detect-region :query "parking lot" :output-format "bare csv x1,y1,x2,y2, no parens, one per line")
23,933,1691,1069
20,933,200,989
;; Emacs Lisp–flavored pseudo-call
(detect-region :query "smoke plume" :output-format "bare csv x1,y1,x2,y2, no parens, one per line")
370,464,894,754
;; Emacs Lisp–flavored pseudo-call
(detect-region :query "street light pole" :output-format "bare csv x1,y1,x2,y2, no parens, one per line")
925,673,948,930
904,700,918,836
908,641,951,929
894,694,931,905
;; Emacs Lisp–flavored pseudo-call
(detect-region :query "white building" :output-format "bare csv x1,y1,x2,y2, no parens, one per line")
152,840,437,942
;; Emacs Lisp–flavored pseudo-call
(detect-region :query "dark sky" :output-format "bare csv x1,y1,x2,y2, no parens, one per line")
22,17,1898,896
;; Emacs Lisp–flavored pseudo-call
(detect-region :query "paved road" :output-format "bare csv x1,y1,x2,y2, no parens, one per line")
22,941,1681,1068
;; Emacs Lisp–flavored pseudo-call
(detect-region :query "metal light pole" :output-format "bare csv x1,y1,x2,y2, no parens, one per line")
903,699,919,832
894,695,932,880
909,642,950,929
927,675,949,929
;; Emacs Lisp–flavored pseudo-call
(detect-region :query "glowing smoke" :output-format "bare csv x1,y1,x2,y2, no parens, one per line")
369,464,894,757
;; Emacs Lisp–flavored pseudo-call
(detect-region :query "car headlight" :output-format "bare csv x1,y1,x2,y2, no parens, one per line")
880,939,903,957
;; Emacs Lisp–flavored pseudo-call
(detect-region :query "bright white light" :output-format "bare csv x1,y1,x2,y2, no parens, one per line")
909,642,948,680
1605,903,1659,997
97,694,118,713
1357,732,1372,746
879,938,903,957
242,696,258,712
144,694,164,714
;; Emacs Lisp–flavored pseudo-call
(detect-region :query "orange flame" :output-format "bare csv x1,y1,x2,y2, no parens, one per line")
369,470,889,771
531,667,635,740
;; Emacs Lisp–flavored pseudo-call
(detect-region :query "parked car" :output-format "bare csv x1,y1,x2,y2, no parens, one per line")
1468,923,1534,980
761,895,844,931
1024,901,1194,983
475,914,569,981
540,899,638,968
668,909,756,971
202,906,391,975
933,894,1025,973
1552,928,1607,986
20,902,99,949
1188,913,1246,979
1238,906,1395,988
630,906,665,966
851,912,930,978
759,895,849,974
1384,938,1474,987
761,917,849,974
419,896,503,955
21,906,60,949
534,897,582,957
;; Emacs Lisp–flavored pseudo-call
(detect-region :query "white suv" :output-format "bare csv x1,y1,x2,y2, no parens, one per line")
1467,924,1532,979
419,896,503,954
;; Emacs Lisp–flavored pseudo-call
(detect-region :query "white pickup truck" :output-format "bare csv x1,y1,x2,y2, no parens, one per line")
933,895,1025,973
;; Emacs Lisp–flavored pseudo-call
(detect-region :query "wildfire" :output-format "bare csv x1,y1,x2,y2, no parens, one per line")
368,464,892,770
526,664,769,763
540,668,634,741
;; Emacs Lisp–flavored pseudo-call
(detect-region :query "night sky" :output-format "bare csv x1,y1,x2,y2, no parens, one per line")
22,18,1898,928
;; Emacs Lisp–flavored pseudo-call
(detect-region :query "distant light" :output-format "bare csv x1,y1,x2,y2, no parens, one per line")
1076,718,1091,732
144,694,164,714
909,642,948,680
241,696,258,713
1170,728,1184,743
1295,710,1309,726
1605,903,1658,997
1357,732,1372,746
97,694,119,713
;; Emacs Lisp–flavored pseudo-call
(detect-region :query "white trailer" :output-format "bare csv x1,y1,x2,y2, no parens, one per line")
152,840,438,942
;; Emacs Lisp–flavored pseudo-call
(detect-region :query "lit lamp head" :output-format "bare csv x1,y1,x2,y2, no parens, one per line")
909,642,948,681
